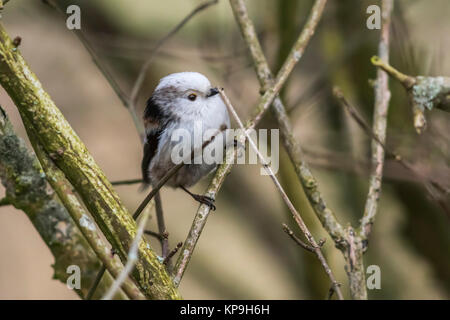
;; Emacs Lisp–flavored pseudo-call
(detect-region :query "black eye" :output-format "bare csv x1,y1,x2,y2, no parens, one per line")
188,93,197,101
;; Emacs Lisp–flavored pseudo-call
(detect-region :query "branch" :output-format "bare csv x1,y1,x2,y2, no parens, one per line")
371,56,450,134
129,0,219,112
173,0,328,287
26,119,145,300
245,0,328,129
0,22,180,300
102,200,152,300
229,0,346,246
163,242,183,266
220,89,343,299
351,0,393,300
282,224,325,253
334,88,450,219
364,0,393,243
0,107,125,299
103,126,224,298
111,178,143,186
44,0,210,275
42,0,143,138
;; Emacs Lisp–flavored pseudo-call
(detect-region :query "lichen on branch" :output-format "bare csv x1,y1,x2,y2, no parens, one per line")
0,22,180,300
371,55,450,134
0,107,124,299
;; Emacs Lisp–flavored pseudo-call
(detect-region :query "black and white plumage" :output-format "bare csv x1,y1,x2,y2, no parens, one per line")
141,72,230,208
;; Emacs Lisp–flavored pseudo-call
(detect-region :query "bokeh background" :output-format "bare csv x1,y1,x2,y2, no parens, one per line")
0,0,449,299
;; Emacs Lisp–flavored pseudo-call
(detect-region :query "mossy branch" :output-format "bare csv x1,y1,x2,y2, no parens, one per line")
0,22,180,299
0,107,125,299
25,119,146,300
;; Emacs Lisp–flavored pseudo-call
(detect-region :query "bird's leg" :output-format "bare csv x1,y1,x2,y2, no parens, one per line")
179,185,216,211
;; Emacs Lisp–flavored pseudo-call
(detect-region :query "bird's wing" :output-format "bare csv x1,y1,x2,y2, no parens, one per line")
141,96,165,184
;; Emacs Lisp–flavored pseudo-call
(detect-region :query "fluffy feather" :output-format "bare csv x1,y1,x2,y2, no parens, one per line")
141,72,230,188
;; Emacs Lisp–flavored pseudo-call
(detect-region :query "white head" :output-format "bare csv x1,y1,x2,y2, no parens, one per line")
152,72,221,118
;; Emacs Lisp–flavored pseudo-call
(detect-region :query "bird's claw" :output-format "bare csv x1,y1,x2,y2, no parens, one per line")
193,194,216,211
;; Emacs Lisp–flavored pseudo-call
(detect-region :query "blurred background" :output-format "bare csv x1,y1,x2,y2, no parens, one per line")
0,0,449,299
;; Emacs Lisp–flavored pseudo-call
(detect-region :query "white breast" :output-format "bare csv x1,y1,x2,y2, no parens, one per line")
149,95,230,187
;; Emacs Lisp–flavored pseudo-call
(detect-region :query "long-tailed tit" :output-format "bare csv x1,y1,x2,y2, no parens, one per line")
141,72,230,210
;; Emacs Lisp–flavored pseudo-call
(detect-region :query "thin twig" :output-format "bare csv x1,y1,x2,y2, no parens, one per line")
129,0,219,113
132,126,226,221
44,0,177,293
361,0,394,246
0,107,124,299
26,120,145,300
282,224,315,253
220,89,344,300
163,242,183,266
87,195,156,299
111,178,143,186
229,0,346,245
334,87,450,219
42,0,143,137
371,55,415,89
86,266,106,300
155,191,169,258
144,230,165,240
102,204,151,300
47,0,218,269
245,0,328,129
173,0,329,288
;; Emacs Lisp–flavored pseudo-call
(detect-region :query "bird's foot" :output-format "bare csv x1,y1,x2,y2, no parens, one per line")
192,194,216,211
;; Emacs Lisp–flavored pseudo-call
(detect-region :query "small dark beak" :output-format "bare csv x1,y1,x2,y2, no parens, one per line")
206,87,219,97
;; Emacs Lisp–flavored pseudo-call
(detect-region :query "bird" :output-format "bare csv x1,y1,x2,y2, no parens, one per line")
141,72,231,210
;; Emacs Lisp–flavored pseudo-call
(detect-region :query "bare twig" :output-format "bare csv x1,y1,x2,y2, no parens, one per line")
282,224,315,253
102,203,151,300
129,0,219,118
163,242,183,266
0,107,124,299
173,0,329,288
245,0,328,129
132,126,226,221
371,55,415,89
362,0,394,248
111,178,143,186
372,55,450,133
91,127,225,296
155,191,169,258
145,230,166,240
334,87,450,218
41,0,141,136
220,89,343,300
0,22,179,300
26,119,145,300
46,0,219,273
86,266,106,300
44,0,180,294
229,0,346,246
